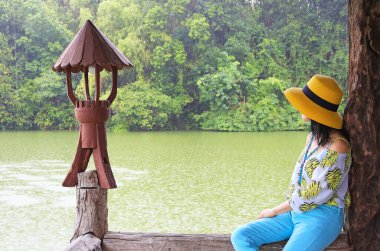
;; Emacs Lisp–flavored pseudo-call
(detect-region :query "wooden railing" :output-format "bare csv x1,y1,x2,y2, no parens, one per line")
101,231,351,251
64,171,352,251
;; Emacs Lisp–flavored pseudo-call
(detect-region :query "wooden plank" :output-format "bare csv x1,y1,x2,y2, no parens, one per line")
102,232,233,251
102,231,352,251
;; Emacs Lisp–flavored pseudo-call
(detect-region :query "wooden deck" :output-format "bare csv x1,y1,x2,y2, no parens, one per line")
102,231,352,251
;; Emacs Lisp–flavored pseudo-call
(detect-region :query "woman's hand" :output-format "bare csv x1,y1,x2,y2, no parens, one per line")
258,208,276,219
257,201,292,219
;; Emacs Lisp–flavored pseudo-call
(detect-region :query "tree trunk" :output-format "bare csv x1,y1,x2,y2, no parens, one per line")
346,1,380,250
71,170,108,241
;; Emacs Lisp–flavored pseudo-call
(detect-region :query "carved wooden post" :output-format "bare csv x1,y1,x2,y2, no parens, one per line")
65,171,107,251
53,20,133,189
346,0,380,250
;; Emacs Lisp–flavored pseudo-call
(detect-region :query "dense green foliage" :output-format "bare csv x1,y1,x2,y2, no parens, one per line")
0,0,348,131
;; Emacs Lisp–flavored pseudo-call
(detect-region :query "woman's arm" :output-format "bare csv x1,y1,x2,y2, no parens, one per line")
258,201,291,219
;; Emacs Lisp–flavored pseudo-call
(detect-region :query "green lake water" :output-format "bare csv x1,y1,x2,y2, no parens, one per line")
0,131,307,250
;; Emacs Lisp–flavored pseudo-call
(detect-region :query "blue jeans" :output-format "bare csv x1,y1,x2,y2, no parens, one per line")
231,205,344,251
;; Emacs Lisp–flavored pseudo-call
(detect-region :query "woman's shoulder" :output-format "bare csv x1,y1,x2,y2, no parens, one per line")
328,134,351,154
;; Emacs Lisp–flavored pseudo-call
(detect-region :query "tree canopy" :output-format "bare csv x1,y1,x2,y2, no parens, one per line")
0,0,348,131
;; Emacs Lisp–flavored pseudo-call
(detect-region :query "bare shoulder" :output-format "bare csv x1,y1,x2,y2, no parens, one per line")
329,136,351,153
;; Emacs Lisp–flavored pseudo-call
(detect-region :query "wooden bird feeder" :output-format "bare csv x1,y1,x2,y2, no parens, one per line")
53,20,133,189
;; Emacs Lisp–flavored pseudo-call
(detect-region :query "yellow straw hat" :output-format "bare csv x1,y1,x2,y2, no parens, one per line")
284,74,343,129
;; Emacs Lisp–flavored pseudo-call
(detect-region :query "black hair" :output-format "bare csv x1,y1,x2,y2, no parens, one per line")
310,120,350,147
310,120,331,147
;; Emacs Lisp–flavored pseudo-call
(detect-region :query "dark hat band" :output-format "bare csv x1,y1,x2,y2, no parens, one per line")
302,85,339,112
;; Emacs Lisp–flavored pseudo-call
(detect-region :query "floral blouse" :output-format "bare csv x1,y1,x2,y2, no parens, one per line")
286,136,352,214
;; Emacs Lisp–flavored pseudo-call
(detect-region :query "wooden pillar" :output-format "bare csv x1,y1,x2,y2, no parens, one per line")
346,0,380,250
65,69,78,105
107,66,118,104
65,170,108,251
95,65,101,102
84,66,91,101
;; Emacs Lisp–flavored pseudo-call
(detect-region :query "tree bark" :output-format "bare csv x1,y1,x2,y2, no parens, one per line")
346,1,380,250
71,170,108,241
65,233,102,251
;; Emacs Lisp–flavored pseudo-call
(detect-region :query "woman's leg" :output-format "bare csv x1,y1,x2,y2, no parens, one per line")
231,212,294,251
283,205,344,251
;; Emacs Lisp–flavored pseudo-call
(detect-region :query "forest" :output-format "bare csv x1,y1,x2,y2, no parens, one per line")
0,0,348,131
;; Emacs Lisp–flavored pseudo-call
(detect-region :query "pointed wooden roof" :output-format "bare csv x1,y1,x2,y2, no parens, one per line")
53,20,133,73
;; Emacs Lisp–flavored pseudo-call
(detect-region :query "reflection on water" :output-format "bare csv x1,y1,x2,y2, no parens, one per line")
0,131,306,251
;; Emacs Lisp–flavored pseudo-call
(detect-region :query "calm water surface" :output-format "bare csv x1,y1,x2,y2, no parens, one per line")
0,131,307,250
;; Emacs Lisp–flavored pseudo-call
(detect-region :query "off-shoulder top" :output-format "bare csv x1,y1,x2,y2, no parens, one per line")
286,134,352,214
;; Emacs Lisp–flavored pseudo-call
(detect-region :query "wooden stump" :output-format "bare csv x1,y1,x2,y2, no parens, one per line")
71,170,108,241
64,170,108,251
64,233,102,251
